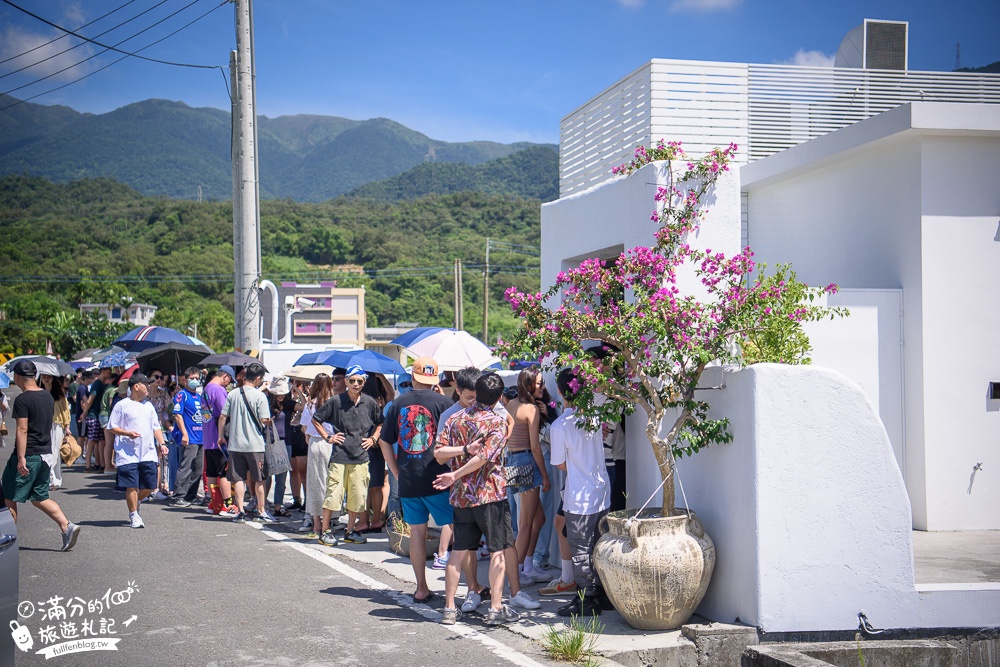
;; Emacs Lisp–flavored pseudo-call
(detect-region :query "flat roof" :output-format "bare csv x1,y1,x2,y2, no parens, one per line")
741,102,1000,190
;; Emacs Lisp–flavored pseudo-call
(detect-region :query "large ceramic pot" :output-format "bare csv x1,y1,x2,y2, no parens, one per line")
593,508,715,630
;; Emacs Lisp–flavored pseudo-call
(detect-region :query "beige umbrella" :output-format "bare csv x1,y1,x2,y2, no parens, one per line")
282,365,335,382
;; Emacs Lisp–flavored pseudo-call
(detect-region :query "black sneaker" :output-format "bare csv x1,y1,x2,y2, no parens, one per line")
232,512,247,524
287,499,303,512
170,498,192,508
343,530,367,544
557,596,603,618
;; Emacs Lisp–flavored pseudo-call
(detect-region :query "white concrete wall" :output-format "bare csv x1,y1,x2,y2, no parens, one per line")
678,364,1000,633
541,160,741,305
918,136,1000,530
742,128,1000,530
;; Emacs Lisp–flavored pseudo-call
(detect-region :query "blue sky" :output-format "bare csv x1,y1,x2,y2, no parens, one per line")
0,0,996,144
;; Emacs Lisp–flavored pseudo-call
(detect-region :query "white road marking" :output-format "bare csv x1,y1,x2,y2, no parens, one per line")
246,523,551,667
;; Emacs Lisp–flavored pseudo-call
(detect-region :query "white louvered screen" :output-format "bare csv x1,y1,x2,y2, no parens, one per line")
559,60,1000,197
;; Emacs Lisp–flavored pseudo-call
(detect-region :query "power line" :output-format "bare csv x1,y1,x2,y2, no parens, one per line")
0,0,228,112
0,0,222,70
0,264,540,285
0,0,140,66
0,0,174,81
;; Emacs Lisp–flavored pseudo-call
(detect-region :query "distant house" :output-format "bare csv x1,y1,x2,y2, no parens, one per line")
79,302,158,326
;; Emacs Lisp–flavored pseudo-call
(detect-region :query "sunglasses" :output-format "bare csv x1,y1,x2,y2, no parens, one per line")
347,378,365,385
399,381,412,388
151,374,163,380
333,375,345,382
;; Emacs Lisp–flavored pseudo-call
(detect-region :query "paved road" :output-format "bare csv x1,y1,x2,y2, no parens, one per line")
13,464,559,667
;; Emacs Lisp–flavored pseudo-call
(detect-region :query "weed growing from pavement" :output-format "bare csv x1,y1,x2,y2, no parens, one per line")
541,598,605,666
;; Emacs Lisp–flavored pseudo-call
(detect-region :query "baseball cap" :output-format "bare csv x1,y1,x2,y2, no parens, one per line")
410,357,439,383
218,365,237,380
12,360,37,377
128,373,154,387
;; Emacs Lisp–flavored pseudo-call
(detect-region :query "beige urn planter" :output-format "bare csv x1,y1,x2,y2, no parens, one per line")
593,508,715,630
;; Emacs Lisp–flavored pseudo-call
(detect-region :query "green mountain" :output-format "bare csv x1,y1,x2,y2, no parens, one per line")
0,95,556,202
348,145,559,202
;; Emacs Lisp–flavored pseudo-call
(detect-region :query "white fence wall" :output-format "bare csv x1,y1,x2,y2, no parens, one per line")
559,59,1000,196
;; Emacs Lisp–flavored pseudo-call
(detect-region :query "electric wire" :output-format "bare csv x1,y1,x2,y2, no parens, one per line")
0,0,172,81
0,0,219,98
0,0,140,66
0,264,541,285
0,0,228,112
0,0,222,70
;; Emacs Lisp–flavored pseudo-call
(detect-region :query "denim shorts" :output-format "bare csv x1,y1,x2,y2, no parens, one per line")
506,449,542,494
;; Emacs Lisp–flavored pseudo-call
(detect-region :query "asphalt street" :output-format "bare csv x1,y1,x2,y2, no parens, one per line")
12,463,561,667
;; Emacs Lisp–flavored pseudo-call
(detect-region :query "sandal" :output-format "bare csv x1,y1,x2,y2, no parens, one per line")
273,506,291,517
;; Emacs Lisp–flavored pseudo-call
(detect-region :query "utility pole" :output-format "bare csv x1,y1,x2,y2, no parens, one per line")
453,259,465,331
482,238,489,344
232,0,261,353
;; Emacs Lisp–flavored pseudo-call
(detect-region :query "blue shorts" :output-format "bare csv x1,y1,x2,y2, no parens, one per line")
506,449,543,494
115,461,158,491
401,491,453,527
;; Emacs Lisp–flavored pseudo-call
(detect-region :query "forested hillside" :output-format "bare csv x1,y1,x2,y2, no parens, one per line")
0,95,557,202
0,175,540,356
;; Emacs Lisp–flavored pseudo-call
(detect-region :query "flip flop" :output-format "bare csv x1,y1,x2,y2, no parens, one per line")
413,591,436,605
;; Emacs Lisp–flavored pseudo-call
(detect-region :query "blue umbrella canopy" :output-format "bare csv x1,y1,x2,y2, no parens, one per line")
113,326,191,352
99,352,130,369
0,372,9,388
388,326,454,349
296,349,405,378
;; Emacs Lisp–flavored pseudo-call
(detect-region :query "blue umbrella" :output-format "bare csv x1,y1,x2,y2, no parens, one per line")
99,351,129,369
388,326,454,349
0,372,9,388
300,349,405,377
113,326,191,352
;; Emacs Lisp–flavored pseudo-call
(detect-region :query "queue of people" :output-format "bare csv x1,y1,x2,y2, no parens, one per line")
2,353,621,624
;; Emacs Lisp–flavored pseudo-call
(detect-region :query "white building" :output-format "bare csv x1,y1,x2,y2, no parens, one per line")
78,302,157,326
542,24,1000,632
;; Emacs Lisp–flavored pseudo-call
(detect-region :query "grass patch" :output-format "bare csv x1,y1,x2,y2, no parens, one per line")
541,604,605,666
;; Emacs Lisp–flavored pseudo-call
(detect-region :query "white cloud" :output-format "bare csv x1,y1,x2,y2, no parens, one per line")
0,25,95,83
780,49,836,68
669,0,742,12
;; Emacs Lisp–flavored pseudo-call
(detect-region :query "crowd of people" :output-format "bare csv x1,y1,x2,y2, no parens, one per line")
1,351,630,625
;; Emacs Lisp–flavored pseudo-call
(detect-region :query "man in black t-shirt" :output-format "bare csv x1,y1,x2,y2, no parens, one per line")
379,356,454,604
2,360,81,551
312,365,383,546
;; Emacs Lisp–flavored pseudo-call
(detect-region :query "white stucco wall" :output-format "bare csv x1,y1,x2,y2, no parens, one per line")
678,364,1000,633
741,104,1000,530
541,160,741,303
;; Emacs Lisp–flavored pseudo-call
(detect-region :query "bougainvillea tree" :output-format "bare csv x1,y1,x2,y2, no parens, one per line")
500,141,845,516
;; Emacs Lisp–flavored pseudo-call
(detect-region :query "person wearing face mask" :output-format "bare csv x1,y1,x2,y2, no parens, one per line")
170,366,206,508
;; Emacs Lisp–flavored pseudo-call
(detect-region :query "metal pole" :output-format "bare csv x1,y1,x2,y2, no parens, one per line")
451,259,461,329
482,238,489,344
233,0,261,353
230,50,241,348
457,259,464,331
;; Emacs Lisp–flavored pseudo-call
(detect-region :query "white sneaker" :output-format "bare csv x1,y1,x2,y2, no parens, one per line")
297,516,313,533
129,513,145,529
152,490,169,501
460,589,482,613
518,570,540,587
509,590,540,610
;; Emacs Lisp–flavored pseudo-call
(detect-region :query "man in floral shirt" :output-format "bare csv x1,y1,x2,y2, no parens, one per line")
432,372,518,626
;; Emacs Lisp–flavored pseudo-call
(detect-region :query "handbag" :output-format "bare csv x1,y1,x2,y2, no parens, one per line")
506,460,535,488
263,424,291,477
